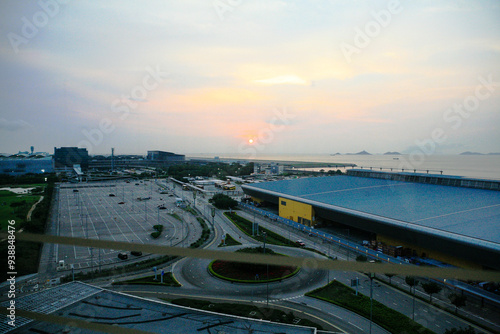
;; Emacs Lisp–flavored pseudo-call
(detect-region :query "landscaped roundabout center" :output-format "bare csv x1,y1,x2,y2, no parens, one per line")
208,247,301,283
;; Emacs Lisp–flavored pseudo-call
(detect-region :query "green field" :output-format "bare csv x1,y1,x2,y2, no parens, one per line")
224,212,297,247
306,280,435,334
0,185,45,231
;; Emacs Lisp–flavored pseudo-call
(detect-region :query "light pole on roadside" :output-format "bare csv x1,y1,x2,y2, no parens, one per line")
263,231,269,306
369,272,374,334
211,207,216,231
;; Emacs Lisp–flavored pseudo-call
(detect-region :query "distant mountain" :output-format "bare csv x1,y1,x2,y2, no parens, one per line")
346,150,371,155
487,152,500,155
383,151,401,155
460,151,484,155
330,152,342,156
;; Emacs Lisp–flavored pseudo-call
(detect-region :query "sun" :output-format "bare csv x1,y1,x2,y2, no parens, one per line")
248,139,254,144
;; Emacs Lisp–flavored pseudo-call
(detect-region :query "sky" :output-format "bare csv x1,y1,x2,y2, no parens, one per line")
0,0,499,157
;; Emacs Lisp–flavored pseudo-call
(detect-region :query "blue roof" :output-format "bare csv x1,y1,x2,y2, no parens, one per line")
244,176,500,245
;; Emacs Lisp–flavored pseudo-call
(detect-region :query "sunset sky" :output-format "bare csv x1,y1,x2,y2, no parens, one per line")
0,1,499,156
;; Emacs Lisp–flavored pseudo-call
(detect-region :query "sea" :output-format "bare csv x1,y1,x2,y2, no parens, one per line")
187,153,500,181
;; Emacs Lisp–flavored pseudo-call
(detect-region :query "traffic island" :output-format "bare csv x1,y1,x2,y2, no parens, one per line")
112,273,181,287
208,247,300,283
306,280,435,334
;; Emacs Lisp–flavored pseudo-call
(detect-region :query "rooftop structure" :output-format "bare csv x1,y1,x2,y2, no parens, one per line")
242,174,500,270
0,282,316,334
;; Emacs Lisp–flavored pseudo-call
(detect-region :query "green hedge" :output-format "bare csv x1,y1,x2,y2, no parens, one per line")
189,217,211,248
306,280,435,334
112,273,180,287
218,233,242,247
61,255,178,282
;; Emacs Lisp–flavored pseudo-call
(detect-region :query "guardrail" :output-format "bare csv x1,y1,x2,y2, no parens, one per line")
238,202,403,265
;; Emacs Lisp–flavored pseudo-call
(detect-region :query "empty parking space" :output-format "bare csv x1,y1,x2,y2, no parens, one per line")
54,179,192,269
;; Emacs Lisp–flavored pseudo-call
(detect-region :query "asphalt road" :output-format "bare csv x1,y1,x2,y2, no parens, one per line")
33,178,496,334
167,183,495,334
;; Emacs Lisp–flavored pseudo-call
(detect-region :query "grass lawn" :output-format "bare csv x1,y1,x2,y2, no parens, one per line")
224,212,297,247
306,280,435,334
218,233,242,247
0,185,45,231
170,298,324,330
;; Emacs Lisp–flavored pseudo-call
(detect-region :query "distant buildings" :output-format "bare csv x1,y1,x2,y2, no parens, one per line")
54,147,90,171
254,162,284,175
0,147,185,175
147,150,185,163
0,155,54,175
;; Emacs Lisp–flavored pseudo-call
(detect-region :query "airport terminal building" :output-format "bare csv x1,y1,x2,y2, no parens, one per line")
241,171,500,270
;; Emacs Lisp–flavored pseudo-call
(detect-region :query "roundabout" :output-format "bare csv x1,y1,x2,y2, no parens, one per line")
173,244,328,300
208,247,301,283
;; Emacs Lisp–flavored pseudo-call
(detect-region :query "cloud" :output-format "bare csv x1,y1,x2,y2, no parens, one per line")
0,118,32,131
254,75,309,85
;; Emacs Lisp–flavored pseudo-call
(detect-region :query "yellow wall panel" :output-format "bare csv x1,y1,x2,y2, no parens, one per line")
279,197,315,226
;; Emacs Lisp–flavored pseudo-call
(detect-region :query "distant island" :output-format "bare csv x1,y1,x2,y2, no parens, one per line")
460,152,500,155
460,151,484,155
331,151,371,155
352,150,371,155
383,151,401,155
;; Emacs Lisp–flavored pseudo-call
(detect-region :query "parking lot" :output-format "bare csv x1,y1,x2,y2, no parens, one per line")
54,179,198,270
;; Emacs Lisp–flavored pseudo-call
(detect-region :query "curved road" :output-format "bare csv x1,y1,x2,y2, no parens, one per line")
104,181,494,334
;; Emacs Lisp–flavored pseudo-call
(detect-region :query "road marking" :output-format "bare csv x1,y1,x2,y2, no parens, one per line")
348,321,364,331
329,313,342,320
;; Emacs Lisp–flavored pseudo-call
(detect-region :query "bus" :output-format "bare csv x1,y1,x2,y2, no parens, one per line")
223,184,236,191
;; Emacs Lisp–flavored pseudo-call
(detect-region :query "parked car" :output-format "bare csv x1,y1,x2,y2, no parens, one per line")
131,251,142,256
109,194,116,197
296,240,305,247
118,252,128,260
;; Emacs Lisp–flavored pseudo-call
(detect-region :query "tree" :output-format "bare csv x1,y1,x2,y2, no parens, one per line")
449,293,467,314
385,273,395,284
209,193,238,210
444,326,476,334
405,276,418,291
421,281,442,303
356,255,368,262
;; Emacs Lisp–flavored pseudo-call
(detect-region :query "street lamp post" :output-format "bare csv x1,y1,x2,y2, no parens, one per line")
211,207,216,231
369,272,374,334
263,232,269,306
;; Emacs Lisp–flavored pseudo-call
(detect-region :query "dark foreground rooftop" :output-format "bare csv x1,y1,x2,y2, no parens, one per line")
1,282,315,334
